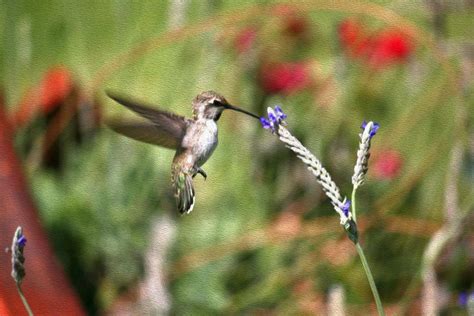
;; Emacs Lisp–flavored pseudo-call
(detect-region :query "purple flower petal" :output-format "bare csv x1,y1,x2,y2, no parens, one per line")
459,291,474,307
459,292,468,307
260,117,272,129
361,120,380,139
274,106,287,120
268,112,277,123
342,200,351,217
17,235,27,248
261,106,287,133
370,122,380,138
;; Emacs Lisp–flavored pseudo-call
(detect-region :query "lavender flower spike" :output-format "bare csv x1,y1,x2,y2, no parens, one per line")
260,106,356,241
11,226,27,284
276,124,353,226
352,121,379,189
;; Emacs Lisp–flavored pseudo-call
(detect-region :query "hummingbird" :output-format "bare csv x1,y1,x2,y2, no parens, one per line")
106,90,259,214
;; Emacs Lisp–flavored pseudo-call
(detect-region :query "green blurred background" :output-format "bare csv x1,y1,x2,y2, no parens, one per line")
1,0,473,314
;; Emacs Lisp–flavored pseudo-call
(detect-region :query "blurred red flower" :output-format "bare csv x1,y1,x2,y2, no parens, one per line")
338,19,371,58
39,66,73,111
372,150,403,179
259,62,312,95
338,19,412,68
234,27,257,54
368,30,412,67
13,66,73,127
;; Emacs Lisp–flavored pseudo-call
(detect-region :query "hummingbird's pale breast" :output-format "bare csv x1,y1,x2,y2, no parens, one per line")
181,118,218,167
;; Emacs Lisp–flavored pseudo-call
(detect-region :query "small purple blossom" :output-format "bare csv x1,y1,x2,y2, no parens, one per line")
274,106,287,120
361,120,380,139
17,235,27,248
342,200,351,217
260,117,272,130
459,291,474,307
260,106,287,133
268,111,277,123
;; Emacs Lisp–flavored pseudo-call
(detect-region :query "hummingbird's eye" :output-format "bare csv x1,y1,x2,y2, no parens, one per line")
212,99,222,106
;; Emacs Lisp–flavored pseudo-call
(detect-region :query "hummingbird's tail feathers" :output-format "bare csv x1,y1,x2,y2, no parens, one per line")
174,171,196,214
106,119,180,149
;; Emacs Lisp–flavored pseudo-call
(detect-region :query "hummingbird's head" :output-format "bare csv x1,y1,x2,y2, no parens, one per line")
192,91,259,121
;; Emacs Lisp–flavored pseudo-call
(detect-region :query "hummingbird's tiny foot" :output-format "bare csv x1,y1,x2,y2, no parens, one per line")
196,168,207,180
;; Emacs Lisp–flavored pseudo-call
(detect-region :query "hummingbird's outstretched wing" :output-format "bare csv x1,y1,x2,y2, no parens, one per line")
107,120,182,149
106,91,189,149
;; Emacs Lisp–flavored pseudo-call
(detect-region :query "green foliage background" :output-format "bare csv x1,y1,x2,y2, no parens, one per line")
1,1,473,314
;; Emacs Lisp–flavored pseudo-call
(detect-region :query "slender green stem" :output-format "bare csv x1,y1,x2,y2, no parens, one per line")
351,187,358,222
16,283,34,316
356,243,385,316
352,186,384,315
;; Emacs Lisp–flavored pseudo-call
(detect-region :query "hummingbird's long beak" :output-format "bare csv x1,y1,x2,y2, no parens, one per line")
224,104,260,119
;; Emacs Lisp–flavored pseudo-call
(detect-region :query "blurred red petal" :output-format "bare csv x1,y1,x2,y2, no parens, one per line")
372,150,403,179
339,20,413,68
339,20,375,59
40,66,73,112
13,66,73,128
369,30,412,67
260,62,312,95
234,27,257,54
339,19,362,47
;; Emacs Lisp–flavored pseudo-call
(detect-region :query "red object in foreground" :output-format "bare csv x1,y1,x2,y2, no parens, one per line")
0,103,85,315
